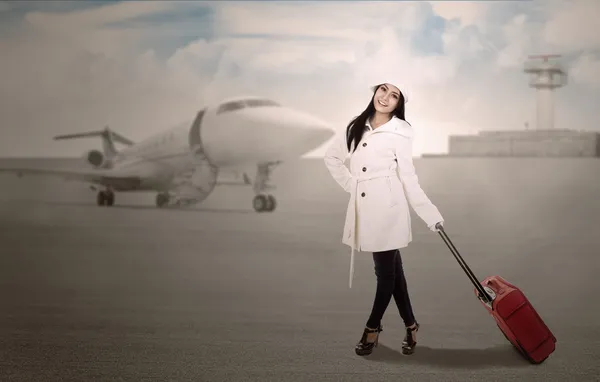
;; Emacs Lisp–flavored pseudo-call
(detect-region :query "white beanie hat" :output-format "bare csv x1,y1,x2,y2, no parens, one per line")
370,80,409,104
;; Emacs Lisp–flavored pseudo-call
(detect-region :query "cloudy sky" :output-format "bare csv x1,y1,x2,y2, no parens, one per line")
0,0,599,158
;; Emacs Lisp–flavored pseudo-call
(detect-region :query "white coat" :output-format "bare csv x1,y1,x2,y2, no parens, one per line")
324,115,444,288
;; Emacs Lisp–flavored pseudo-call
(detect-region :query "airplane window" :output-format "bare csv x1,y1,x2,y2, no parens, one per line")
217,101,246,114
245,99,280,107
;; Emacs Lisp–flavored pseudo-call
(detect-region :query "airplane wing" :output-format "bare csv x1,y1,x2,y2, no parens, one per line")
214,161,282,187
0,165,143,190
214,168,252,187
215,179,251,186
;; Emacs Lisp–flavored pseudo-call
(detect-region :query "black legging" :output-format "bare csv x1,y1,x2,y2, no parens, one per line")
366,249,417,329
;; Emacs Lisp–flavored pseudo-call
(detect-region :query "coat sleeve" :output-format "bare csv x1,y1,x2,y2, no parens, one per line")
394,128,444,229
323,129,355,193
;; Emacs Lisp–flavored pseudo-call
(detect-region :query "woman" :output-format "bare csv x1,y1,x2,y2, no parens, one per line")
323,80,444,356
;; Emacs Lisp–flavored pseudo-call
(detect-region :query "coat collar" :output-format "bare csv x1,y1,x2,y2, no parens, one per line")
365,115,413,138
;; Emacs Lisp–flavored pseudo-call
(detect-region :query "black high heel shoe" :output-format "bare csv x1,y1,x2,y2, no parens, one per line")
355,325,383,356
402,322,420,355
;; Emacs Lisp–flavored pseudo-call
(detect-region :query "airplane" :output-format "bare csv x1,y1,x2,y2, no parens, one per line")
0,95,336,212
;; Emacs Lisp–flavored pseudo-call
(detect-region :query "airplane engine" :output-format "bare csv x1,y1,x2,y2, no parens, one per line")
85,149,106,168
157,108,219,208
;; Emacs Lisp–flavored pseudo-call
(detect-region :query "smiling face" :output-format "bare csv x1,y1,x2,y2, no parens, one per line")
373,83,401,115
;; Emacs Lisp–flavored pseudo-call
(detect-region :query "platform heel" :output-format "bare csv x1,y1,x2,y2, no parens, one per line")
355,325,383,356
402,322,419,355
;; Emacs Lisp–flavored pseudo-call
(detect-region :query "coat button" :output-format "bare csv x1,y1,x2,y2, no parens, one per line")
361,192,365,197
362,167,366,172
362,143,367,147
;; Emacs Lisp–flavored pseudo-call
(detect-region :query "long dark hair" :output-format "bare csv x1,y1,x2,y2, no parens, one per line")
345,84,409,152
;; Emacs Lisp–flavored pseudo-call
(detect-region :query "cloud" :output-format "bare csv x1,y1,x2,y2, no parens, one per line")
570,53,600,87
22,1,182,56
430,1,488,27
543,0,600,53
0,0,599,159
24,2,169,29
496,13,538,69
0,33,200,162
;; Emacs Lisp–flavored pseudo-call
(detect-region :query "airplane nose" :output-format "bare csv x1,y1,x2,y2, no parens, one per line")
298,116,336,142
269,107,335,142
239,105,336,159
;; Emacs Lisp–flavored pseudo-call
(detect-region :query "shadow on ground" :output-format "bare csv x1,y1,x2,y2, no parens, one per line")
364,343,532,368
0,200,254,214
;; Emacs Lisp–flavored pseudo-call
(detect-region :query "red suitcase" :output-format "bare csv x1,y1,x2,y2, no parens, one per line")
435,223,556,364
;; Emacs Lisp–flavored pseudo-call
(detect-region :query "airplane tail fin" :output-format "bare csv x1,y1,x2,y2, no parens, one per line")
54,126,134,159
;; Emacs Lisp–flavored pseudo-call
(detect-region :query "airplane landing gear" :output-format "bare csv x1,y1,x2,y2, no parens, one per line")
253,194,276,212
156,192,170,208
252,161,280,213
97,189,115,206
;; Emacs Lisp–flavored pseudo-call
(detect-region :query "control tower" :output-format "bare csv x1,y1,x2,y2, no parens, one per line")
435,53,600,157
523,54,568,130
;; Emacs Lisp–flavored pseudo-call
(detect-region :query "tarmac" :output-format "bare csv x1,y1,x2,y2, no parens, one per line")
0,157,599,381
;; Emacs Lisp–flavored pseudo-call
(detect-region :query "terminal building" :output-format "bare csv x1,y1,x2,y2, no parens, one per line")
445,129,600,157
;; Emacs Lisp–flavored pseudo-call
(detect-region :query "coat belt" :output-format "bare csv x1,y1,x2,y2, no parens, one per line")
347,169,397,288
355,169,397,183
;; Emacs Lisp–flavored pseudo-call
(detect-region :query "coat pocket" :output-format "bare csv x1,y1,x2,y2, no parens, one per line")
386,176,399,207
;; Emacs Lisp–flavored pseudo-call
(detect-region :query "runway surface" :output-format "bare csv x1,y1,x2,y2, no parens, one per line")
1,157,599,381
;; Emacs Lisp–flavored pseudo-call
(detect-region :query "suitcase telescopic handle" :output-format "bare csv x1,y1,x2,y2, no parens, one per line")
435,223,494,303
